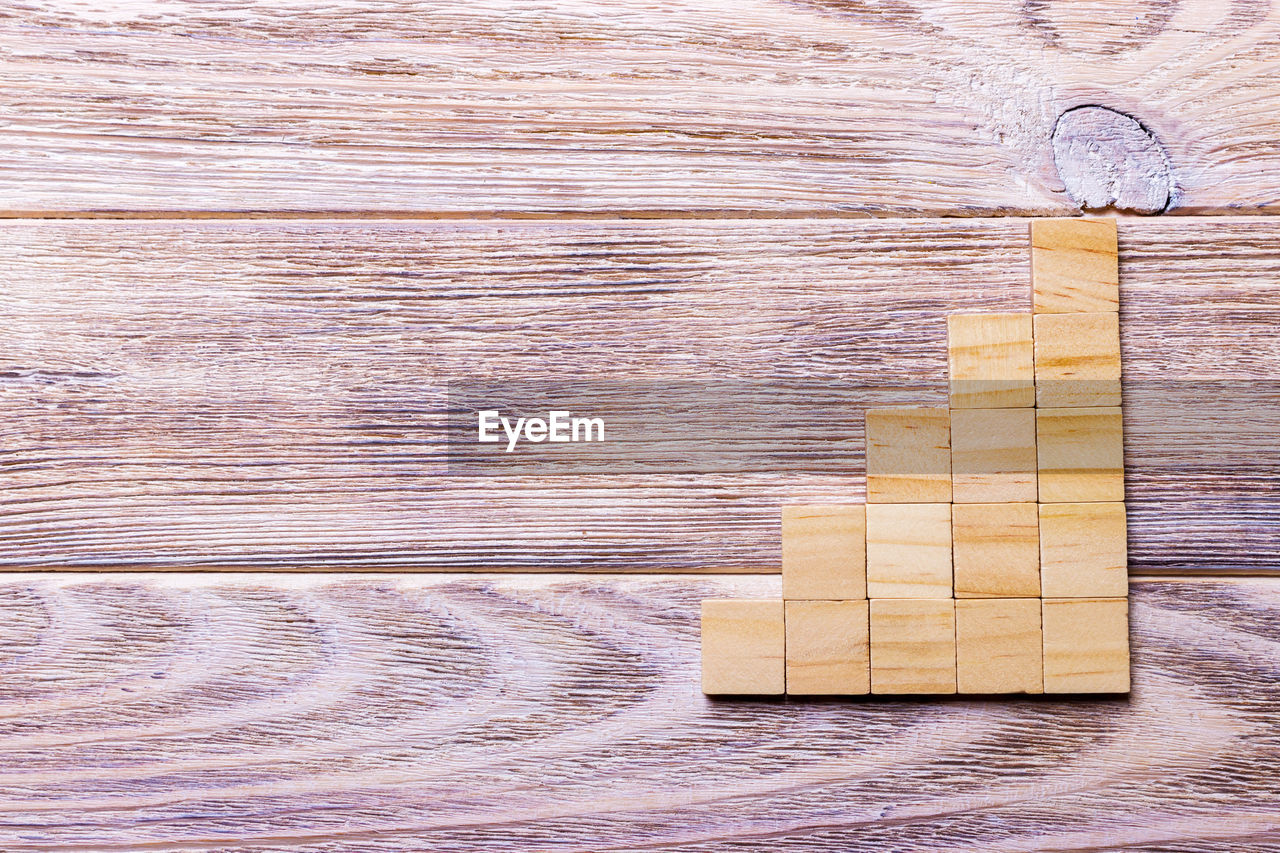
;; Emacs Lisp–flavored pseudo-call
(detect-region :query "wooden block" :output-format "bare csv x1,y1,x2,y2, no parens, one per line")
870,598,956,695
1034,312,1122,408
1037,407,1125,503
865,407,951,503
1031,218,1119,314
700,600,785,695
785,600,870,695
1039,502,1128,598
782,505,866,600
947,313,1034,409
1041,598,1130,693
952,502,1040,598
950,408,1038,503
955,598,1042,694
865,503,952,598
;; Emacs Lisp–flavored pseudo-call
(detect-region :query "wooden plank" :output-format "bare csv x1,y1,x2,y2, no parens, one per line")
3,217,1280,573
0,573,1272,850
6,0,1280,214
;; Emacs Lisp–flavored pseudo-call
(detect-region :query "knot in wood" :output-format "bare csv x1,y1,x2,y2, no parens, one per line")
1051,106,1174,214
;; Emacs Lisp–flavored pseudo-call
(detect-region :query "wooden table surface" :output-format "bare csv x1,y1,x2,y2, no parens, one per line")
4,1,1280,849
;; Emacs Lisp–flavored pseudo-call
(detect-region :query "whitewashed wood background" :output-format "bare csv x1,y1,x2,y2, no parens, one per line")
3,0,1280,849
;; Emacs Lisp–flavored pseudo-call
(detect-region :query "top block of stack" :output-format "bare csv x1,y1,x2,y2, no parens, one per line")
1030,219,1119,314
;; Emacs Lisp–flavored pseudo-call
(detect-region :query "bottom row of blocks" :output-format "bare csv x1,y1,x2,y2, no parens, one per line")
702,597,1129,696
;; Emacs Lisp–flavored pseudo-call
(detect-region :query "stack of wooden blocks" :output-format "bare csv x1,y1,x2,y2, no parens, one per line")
702,218,1130,696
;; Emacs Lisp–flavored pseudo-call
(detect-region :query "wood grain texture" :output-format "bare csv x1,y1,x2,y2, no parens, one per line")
782,505,867,600
952,502,1041,598
864,407,952,503
1040,502,1129,598
1034,311,1123,408
1031,218,1120,313
4,216,1280,573
785,598,870,695
1042,596,1131,694
955,596,1043,694
947,312,1035,409
865,504,953,599
1036,407,1126,503
701,598,785,695
7,0,1280,215
950,407,1040,503
0,573,1258,850
869,596,957,694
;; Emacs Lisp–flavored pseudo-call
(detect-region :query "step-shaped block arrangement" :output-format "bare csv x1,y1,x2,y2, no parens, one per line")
702,217,1131,696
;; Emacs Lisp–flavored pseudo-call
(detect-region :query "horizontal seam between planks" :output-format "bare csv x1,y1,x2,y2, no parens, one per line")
0,569,1272,579
5,208,1280,221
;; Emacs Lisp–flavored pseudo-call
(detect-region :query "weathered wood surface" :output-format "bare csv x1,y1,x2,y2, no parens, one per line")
0,573,1272,851
7,0,1280,845
8,0,1280,215
4,217,1278,572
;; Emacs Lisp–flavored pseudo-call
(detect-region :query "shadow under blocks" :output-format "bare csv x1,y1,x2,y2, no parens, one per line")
701,218,1130,697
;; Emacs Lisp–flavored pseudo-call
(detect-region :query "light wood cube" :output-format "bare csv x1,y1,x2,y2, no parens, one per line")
947,313,1034,409
701,600,785,695
870,598,956,695
1042,597,1130,693
952,502,1040,598
782,505,866,600
1039,502,1128,598
866,503,952,598
785,600,870,695
1031,218,1119,314
865,407,952,503
1034,312,1122,408
955,598,1043,694
1036,407,1125,503
950,408,1038,503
